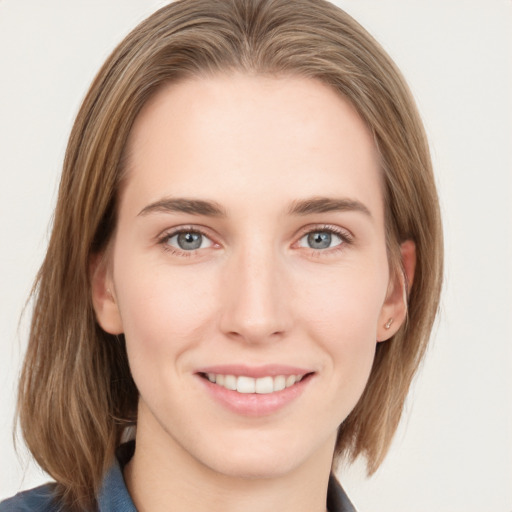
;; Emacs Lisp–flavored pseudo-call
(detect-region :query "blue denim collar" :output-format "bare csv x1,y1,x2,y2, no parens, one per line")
97,442,137,512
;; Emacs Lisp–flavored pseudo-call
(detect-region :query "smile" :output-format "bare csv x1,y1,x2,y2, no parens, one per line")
203,373,306,394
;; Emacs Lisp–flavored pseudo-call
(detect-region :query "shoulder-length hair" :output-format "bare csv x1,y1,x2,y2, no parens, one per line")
18,0,443,509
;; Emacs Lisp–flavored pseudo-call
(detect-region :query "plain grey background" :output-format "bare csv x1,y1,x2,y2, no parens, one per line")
1,1,511,511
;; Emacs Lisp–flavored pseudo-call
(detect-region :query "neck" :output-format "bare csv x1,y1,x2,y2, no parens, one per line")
124,407,335,512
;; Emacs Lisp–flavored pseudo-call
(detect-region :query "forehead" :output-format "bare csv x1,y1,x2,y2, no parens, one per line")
121,73,383,219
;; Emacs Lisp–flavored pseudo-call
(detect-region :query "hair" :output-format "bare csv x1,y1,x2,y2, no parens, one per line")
17,0,443,509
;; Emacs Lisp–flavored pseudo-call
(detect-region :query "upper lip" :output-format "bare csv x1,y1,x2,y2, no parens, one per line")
195,364,313,378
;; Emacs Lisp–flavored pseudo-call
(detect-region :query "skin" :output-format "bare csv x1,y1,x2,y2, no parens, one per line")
92,73,414,512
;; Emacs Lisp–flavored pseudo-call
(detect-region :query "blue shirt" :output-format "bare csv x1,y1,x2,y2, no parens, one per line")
0,443,356,511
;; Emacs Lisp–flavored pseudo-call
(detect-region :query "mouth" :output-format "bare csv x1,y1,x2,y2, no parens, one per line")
196,366,315,416
199,372,311,394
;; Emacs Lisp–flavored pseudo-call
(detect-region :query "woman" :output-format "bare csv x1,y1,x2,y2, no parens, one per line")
1,0,442,510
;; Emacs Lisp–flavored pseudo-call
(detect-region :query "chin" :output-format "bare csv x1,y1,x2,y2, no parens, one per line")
204,450,303,480
190,429,334,481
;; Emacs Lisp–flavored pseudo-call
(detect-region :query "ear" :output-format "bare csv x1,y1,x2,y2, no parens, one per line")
90,253,124,335
377,240,416,342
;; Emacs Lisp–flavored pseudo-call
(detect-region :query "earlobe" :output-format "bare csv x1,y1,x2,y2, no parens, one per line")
90,253,124,335
377,240,416,342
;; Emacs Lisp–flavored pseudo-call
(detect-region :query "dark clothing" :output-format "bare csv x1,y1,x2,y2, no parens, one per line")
0,443,356,511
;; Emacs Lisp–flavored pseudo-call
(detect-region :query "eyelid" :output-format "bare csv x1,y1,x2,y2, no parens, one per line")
293,224,354,252
296,224,354,242
154,223,354,256
156,225,219,256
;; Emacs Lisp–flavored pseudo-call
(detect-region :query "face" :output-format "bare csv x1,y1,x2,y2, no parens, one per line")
93,74,407,479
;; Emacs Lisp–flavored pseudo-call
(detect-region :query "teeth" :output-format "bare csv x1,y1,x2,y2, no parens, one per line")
224,374,237,391
205,373,306,394
286,375,296,387
255,376,273,394
273,375,286,391
237,376,255,393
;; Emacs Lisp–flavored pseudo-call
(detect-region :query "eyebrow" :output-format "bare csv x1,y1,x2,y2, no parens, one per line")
138,198,227,217
288,197,372,217
138,196,371,219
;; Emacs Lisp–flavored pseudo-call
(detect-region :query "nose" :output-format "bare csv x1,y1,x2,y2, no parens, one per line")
219,243,291,344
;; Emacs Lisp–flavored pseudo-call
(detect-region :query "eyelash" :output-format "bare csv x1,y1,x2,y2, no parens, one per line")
295,224,354,255
157,224,353,257
157,226,214,258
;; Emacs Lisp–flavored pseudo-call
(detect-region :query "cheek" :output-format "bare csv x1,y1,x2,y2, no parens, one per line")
113,259,218,365
298,261,388,336
296,263,388,383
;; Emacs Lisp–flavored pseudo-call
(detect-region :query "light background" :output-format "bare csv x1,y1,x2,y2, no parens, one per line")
0,1,510,511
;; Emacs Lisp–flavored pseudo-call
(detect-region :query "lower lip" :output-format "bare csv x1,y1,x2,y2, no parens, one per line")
197,374,312,416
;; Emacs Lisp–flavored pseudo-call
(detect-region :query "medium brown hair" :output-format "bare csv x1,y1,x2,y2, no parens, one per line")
18,0,443,509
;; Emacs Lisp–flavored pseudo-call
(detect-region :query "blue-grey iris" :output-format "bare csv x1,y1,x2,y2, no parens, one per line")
307,232,331,249
177,232,202,250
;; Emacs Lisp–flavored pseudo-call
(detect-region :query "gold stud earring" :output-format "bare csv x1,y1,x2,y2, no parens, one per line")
384,318,394,329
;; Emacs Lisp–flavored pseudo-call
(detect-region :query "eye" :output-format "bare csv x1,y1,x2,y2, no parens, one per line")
165,230,213,251
298,230,344,250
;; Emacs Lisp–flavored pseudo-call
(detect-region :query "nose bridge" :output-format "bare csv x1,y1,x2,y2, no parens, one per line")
220,237,289,343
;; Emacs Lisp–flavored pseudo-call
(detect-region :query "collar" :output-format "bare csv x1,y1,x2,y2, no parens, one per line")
96,443,137,512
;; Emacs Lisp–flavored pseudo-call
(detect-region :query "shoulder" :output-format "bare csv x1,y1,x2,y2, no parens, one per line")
0,484,60,512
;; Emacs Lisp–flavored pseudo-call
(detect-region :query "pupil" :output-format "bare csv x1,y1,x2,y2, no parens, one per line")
308,232,331,249
177,232,202,250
